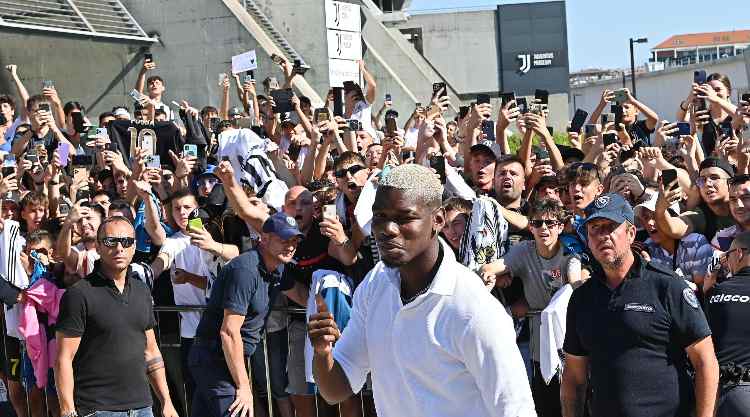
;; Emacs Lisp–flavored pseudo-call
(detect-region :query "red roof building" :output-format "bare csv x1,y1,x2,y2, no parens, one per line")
650,30,750,66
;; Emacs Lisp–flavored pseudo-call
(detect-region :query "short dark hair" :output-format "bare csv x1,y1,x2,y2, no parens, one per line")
494,154,525,173
99,112,115,125
334,151,366,171
108,199,134,221
564,162,601,186
168,188,197,206
528,198,568,222
146,75,165,86
63,101,84,116
20,191,48,212
200,106,218,117
442,197,472,215
27,229,52,247
0,95,16,114
299,96,311,107
96,216,134,241
26,95,50,113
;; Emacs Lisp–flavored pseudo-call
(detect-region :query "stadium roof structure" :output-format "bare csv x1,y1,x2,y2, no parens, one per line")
0,0,157,43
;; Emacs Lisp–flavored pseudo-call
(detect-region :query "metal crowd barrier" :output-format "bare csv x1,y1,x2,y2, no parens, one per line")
0,304,372,417
0,304,546,417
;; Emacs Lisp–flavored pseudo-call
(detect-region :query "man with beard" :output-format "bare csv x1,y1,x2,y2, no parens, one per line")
635,190,713,286
562,193,718,417
308,164,536,417
656,157,734,245
711,175,750,251
56,203,103,278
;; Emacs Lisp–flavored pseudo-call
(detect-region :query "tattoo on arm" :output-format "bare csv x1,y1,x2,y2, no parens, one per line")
146,356,165,374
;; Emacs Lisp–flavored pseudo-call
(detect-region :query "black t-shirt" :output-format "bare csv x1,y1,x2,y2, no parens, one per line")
194,248,292,356
56,267,156,415
107,120,183,171
564,255,711,417
706,268,750,368
627,119,655,145
284,221,345,289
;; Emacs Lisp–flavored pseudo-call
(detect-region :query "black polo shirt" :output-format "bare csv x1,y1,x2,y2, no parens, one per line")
706,267,750,368
564,255,711,417
56,266,156,415
194,248,293,356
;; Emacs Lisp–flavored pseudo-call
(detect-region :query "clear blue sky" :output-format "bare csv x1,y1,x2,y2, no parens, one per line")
407,0,750,71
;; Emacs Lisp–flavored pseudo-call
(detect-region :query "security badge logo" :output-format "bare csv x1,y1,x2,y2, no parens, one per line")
594,195,610,209
683,288,700,309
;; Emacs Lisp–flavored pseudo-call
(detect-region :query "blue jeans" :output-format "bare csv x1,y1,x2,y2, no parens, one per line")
85,406,154,417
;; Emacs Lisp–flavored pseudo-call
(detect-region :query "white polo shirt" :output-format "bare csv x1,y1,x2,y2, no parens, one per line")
332,241,536,417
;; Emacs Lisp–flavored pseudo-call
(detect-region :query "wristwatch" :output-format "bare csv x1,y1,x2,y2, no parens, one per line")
62,412,78,417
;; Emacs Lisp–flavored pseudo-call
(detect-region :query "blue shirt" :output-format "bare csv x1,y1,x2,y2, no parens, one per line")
134,192,176,253
194,249,293,355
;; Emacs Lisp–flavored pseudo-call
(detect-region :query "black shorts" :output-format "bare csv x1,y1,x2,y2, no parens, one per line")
0,335,22,381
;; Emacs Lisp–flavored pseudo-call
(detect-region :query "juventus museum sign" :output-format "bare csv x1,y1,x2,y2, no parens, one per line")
495,1,570,96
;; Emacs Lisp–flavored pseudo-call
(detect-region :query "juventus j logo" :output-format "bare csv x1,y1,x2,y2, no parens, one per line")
517,54,531,74
334,3,341,26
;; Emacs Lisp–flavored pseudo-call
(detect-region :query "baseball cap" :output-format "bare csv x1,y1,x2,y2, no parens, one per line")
228,107,243,118
198,165,219,180
470,141,501,159
113,107,131,119
262,212,303,240
280,114,295,128
583,193,635,227
634,190,681,217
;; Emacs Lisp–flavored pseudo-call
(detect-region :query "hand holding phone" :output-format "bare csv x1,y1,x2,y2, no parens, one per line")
429,155,446,184
661,169,678,191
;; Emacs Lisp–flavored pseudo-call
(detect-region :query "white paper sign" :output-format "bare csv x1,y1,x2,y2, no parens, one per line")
231,50,257,74
328,59,359,87
327,30,362,60
325,0,361,32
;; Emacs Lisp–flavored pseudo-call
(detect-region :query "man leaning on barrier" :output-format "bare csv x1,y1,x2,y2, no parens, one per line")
189,210,310,417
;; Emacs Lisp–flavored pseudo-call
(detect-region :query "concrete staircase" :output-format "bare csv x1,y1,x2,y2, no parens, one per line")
222,0,323,106
241,0,309,72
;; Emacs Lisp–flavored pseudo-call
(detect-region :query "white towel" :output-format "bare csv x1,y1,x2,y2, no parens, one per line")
304,270,354,384
0,220,28,339
540,284,573,384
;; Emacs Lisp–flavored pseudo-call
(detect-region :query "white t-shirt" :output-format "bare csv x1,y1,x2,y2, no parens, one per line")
332,241,535,417
159,232,213,338
72,243,100,277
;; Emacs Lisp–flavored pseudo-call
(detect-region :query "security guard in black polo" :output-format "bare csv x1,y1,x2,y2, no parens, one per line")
560,193,719,417
705,230,750,416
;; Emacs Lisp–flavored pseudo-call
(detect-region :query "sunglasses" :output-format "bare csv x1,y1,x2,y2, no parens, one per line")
529,219,561,228
334,165,366,179
101,236,135,248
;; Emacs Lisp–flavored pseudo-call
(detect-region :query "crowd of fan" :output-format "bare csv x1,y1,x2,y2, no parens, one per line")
0,53,749,417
